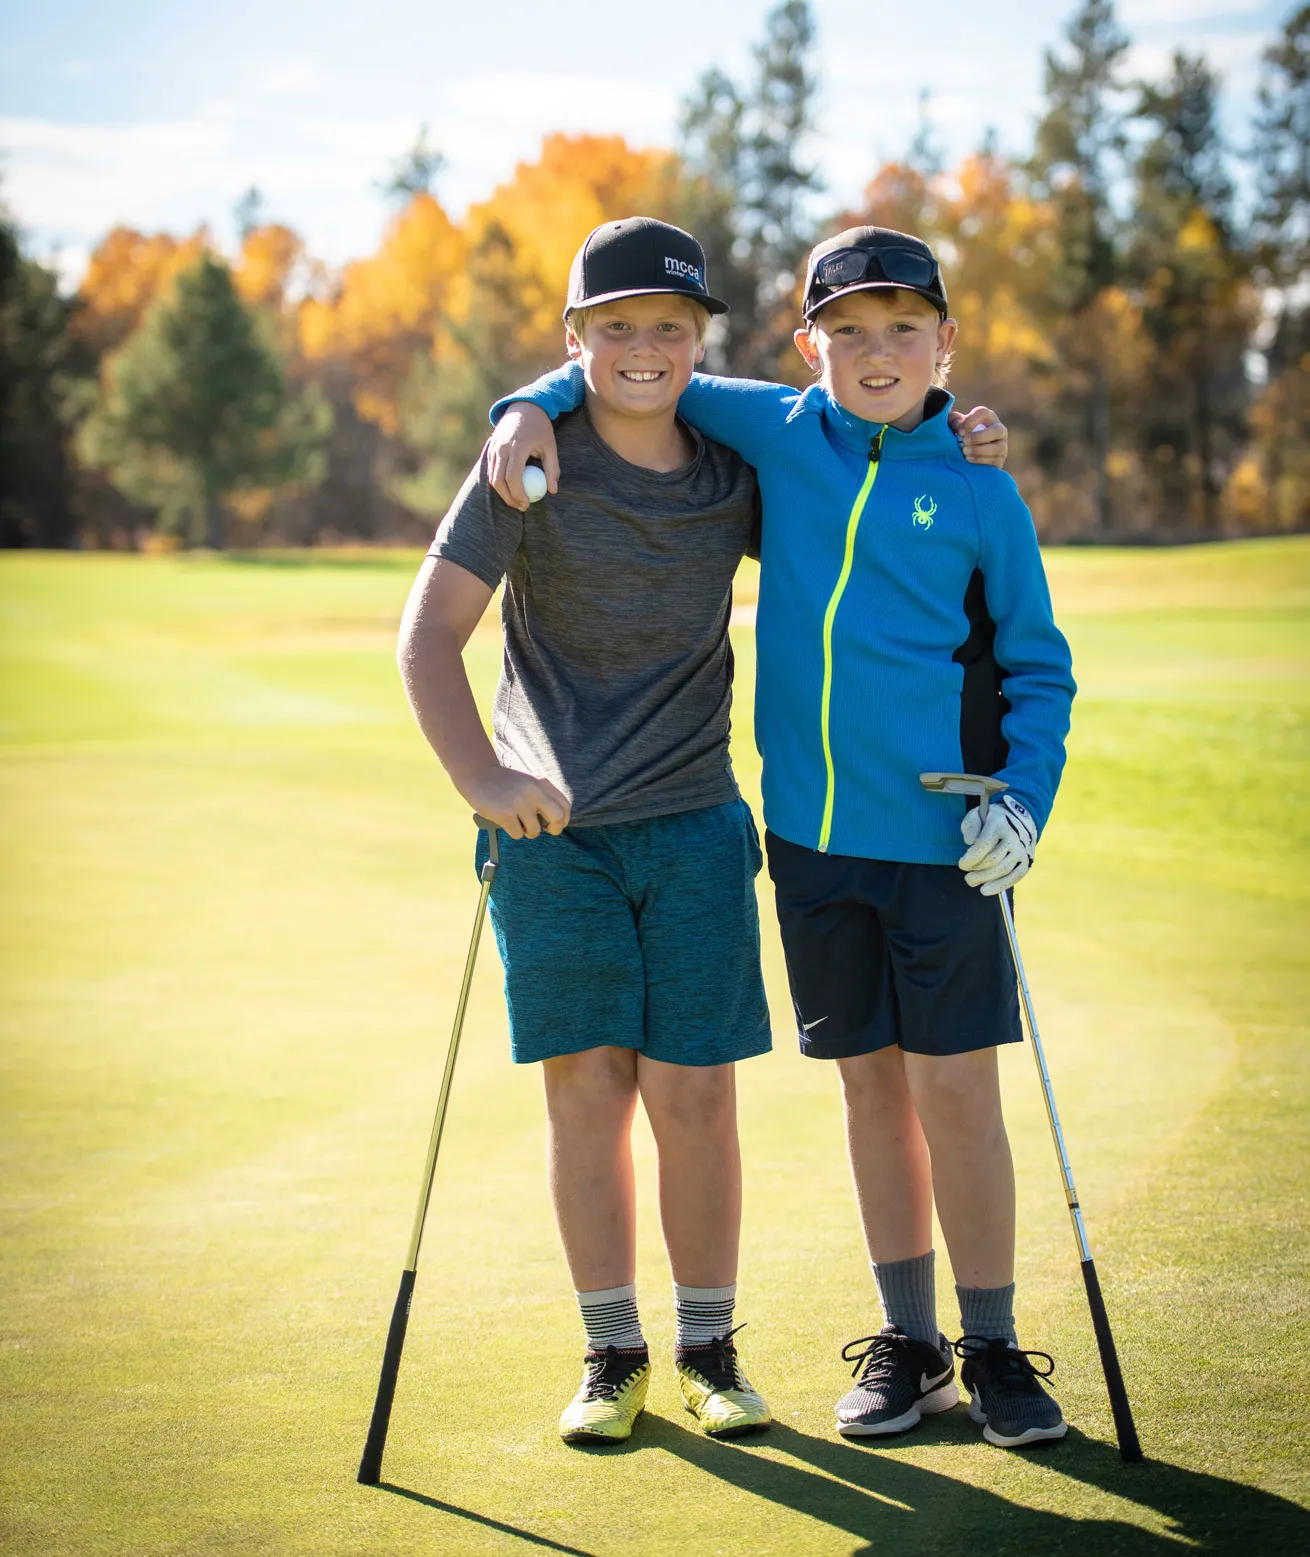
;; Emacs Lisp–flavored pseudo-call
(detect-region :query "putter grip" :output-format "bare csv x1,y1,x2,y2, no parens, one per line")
357,1267,416,1485
1080,1257,1143,1463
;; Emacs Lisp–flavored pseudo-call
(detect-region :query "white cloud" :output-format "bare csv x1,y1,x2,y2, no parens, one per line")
1121,0,1269,24
249,60,323,98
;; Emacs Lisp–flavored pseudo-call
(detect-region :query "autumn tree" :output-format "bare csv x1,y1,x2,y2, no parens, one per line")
299,192,465,432
79,253,329,547
394,221,548,517
74,225,208,356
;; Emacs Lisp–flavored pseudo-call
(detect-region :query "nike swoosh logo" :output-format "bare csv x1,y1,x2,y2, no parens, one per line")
920,1365,952,1393
802,1017,827,1031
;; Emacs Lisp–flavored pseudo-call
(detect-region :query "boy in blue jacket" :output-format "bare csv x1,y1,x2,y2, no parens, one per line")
490,226,1076,1449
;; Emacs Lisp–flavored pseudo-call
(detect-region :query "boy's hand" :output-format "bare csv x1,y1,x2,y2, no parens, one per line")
488,403,560,511
465,762,570,839
958,795,1037,895
950,406,1008,468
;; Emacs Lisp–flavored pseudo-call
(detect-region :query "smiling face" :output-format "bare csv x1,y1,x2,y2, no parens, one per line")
794,289,957,431
566,293,707,421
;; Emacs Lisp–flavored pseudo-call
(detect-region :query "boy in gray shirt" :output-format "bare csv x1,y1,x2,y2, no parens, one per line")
398,219,774,1444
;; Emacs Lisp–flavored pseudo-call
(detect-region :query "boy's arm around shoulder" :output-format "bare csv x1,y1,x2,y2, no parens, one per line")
486,364,796,508
673,372,797,466
970,467,1076,834
398,460,569,838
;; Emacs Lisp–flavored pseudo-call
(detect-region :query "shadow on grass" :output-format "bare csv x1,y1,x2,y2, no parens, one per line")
635,1415,1310,1555
376,1482,598,1556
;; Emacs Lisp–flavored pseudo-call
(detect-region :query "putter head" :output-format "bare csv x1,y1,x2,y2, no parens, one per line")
472,813,499,873
919,771,1008,821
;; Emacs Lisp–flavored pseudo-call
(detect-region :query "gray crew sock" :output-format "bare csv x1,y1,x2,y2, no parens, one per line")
870,1251,938,1347
956,1282,1017,1350
577,1282,646,1352
673,1282,736,1348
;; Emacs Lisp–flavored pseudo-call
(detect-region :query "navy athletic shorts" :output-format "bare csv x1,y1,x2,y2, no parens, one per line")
764,831,1021,1060
476,799,773,1068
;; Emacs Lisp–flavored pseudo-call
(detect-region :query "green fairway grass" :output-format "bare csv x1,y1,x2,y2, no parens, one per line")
2,539,1307,1555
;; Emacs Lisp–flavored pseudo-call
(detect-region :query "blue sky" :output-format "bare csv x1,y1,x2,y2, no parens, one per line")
0,0,1288,285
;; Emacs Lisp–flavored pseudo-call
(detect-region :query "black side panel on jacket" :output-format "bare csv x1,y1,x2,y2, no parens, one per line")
953,568,1011,777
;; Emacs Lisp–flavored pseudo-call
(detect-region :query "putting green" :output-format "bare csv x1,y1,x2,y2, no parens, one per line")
1,540,1307,1555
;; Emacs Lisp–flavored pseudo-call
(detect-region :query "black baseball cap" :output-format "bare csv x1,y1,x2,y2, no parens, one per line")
563,216,729,320
802,226,948,320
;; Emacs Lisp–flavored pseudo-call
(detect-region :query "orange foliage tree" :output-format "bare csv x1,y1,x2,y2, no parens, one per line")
299,193,465,434
74,226,209,355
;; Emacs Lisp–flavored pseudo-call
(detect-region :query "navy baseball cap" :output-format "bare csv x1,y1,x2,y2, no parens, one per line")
802,226,948,320
564,216,729,320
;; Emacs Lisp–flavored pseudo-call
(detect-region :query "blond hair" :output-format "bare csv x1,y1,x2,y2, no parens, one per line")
566,296,711,346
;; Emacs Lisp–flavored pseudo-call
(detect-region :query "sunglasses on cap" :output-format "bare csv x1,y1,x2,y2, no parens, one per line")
814,245,940,291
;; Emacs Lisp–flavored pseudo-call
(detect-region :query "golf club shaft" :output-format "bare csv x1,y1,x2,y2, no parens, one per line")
998,892,1143,1463
357,823,498,1486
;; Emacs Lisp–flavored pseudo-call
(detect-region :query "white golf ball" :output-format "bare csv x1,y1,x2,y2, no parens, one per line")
522,465,549,504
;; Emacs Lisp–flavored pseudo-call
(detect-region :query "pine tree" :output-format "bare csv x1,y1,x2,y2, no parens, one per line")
0,210,77,547
1246,8,1310,530
679,0,821,377
79,253,328,547
1030,0,1130,531
1129,54,1251,533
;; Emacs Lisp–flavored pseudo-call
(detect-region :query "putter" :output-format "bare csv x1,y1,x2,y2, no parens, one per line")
920,772,1144,1463
357,815,499,1487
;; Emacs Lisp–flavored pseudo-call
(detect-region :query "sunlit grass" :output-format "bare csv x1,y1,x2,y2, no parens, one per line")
1,540,1307,1555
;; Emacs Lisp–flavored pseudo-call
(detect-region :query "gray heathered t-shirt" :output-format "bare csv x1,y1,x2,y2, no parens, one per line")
429,405,760,826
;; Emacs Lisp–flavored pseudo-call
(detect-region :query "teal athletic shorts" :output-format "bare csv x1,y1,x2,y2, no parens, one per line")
475,798,773,1067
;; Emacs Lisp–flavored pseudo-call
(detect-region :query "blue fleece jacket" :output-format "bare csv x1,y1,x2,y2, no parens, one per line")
490,367,1076,864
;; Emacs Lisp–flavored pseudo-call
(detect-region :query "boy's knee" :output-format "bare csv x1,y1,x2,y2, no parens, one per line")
543,1046,638,1119
836,1047,906,1107
642,1060,736,1133
910,1050,1004,1131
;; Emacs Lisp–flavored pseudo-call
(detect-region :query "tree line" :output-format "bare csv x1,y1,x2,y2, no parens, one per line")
1,0,1306,549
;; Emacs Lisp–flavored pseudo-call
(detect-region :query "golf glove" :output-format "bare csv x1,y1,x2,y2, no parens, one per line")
958,795,1038,895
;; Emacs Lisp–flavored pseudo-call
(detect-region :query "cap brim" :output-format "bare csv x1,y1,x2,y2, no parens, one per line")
563,285,729,319
805,280,947,320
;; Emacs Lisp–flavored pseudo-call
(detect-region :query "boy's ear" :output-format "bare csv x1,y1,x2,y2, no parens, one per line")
793,326,821,375
937,317,958,360
694,337,706,367
565,328,583,362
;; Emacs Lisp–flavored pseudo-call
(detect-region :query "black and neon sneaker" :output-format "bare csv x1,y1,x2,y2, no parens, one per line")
835,1325,959,1437
955,1335,1068,1448
676,1325,771,1438
558,1345,650,1444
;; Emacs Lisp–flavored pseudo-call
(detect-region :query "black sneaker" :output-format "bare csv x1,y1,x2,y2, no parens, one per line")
835,1325,958,1437
955,1335,1068,1447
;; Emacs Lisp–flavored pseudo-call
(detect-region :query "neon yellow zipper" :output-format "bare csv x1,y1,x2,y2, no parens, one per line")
817,431,883,852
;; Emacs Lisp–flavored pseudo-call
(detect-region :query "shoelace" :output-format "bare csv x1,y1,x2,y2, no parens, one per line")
841,1330,913,1384
583,1344,646,1400
683,1323,748,1391
952,1335,1056,1385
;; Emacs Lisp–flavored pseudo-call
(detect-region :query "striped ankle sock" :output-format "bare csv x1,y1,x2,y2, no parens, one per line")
577,1283,646,1351
870,1250,939,1346
673,1282,736,1348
